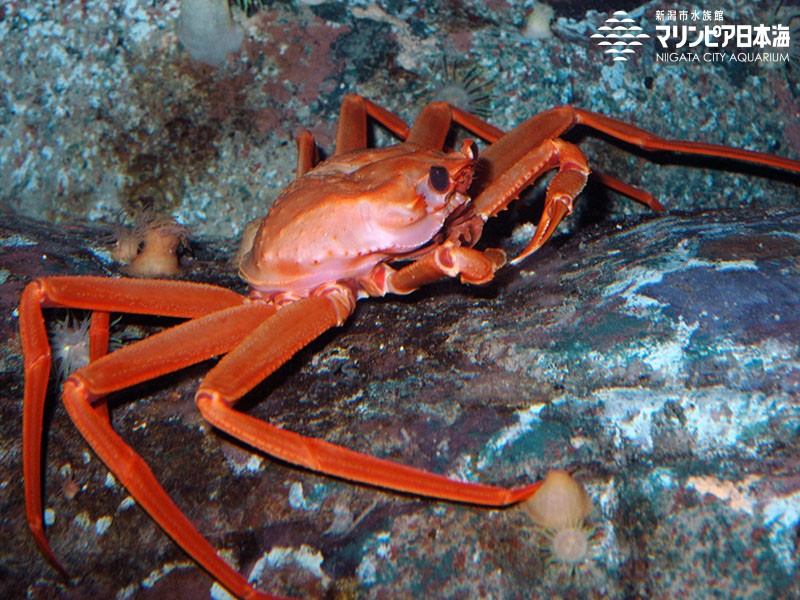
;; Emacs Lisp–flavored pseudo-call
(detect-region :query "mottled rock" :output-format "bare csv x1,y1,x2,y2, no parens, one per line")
2,208,798,598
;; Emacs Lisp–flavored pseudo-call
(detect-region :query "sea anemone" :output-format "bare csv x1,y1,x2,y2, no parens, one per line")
522,470,596,571
127,215,189,278
232,0,268,17
522,470,593,530
109,210,189,278
523,2,556,41
431,57,494,118
539,522,599,573
49,313,93,382
48,313,127,381
178,0,243,67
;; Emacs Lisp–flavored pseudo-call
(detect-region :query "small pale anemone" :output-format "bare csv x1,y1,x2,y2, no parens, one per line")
523,2,556,40
523,470,593,530
109,210,189,277
127,215,189,278
49,313,93,382
522,470,595,570
431,57,494,118
49,312,126,382
540,523,599,573
109,211,141,265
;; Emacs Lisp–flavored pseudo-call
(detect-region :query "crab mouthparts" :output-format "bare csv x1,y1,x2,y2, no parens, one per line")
456,139,478,193
455,165,474,194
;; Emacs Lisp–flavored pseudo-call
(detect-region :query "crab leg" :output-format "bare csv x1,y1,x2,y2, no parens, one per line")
409,101,505,147
294,130,320,177
195,285,541,506
451,105,800,258
86,310,113,422
568,107,800,173
367,244,507,294
59,304,280,599
591,170,665,210
18,278,260,592
334,94,411,154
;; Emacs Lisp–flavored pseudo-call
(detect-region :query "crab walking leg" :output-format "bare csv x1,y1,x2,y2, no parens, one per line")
334,94,412,154
406,101,460,149
59,303,280,600
591,170,665,210
88,310,113,422
19,286,64,573
569,107,800,173
295,130,320,177
196,288,542,506
475,105,800,183
439,103,506,143
18,277,249,578
89,310,111,362
473,106,800,226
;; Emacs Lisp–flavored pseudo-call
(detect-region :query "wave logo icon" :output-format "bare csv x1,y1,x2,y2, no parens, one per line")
591,10,650,62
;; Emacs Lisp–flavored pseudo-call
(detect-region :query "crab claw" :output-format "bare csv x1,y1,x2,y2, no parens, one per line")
511,198,573,264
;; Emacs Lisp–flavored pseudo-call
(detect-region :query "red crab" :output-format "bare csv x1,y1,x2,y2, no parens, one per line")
19,95,800,598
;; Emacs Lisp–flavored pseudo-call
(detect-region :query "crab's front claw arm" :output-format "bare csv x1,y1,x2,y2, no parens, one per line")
433,243,507,285
513,151,590,264
471,136,592,264
364,243,506,297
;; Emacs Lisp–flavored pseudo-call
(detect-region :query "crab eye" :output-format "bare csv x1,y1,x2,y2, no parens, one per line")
429,165,450,192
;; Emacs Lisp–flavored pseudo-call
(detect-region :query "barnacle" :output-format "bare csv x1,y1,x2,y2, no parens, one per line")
431,57,494,118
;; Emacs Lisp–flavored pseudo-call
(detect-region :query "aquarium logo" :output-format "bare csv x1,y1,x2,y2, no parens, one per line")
653,9,792,64
591,11,651,62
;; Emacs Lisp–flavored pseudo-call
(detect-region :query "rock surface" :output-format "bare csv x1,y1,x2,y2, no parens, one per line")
3,2,800,597
2,208,798,598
